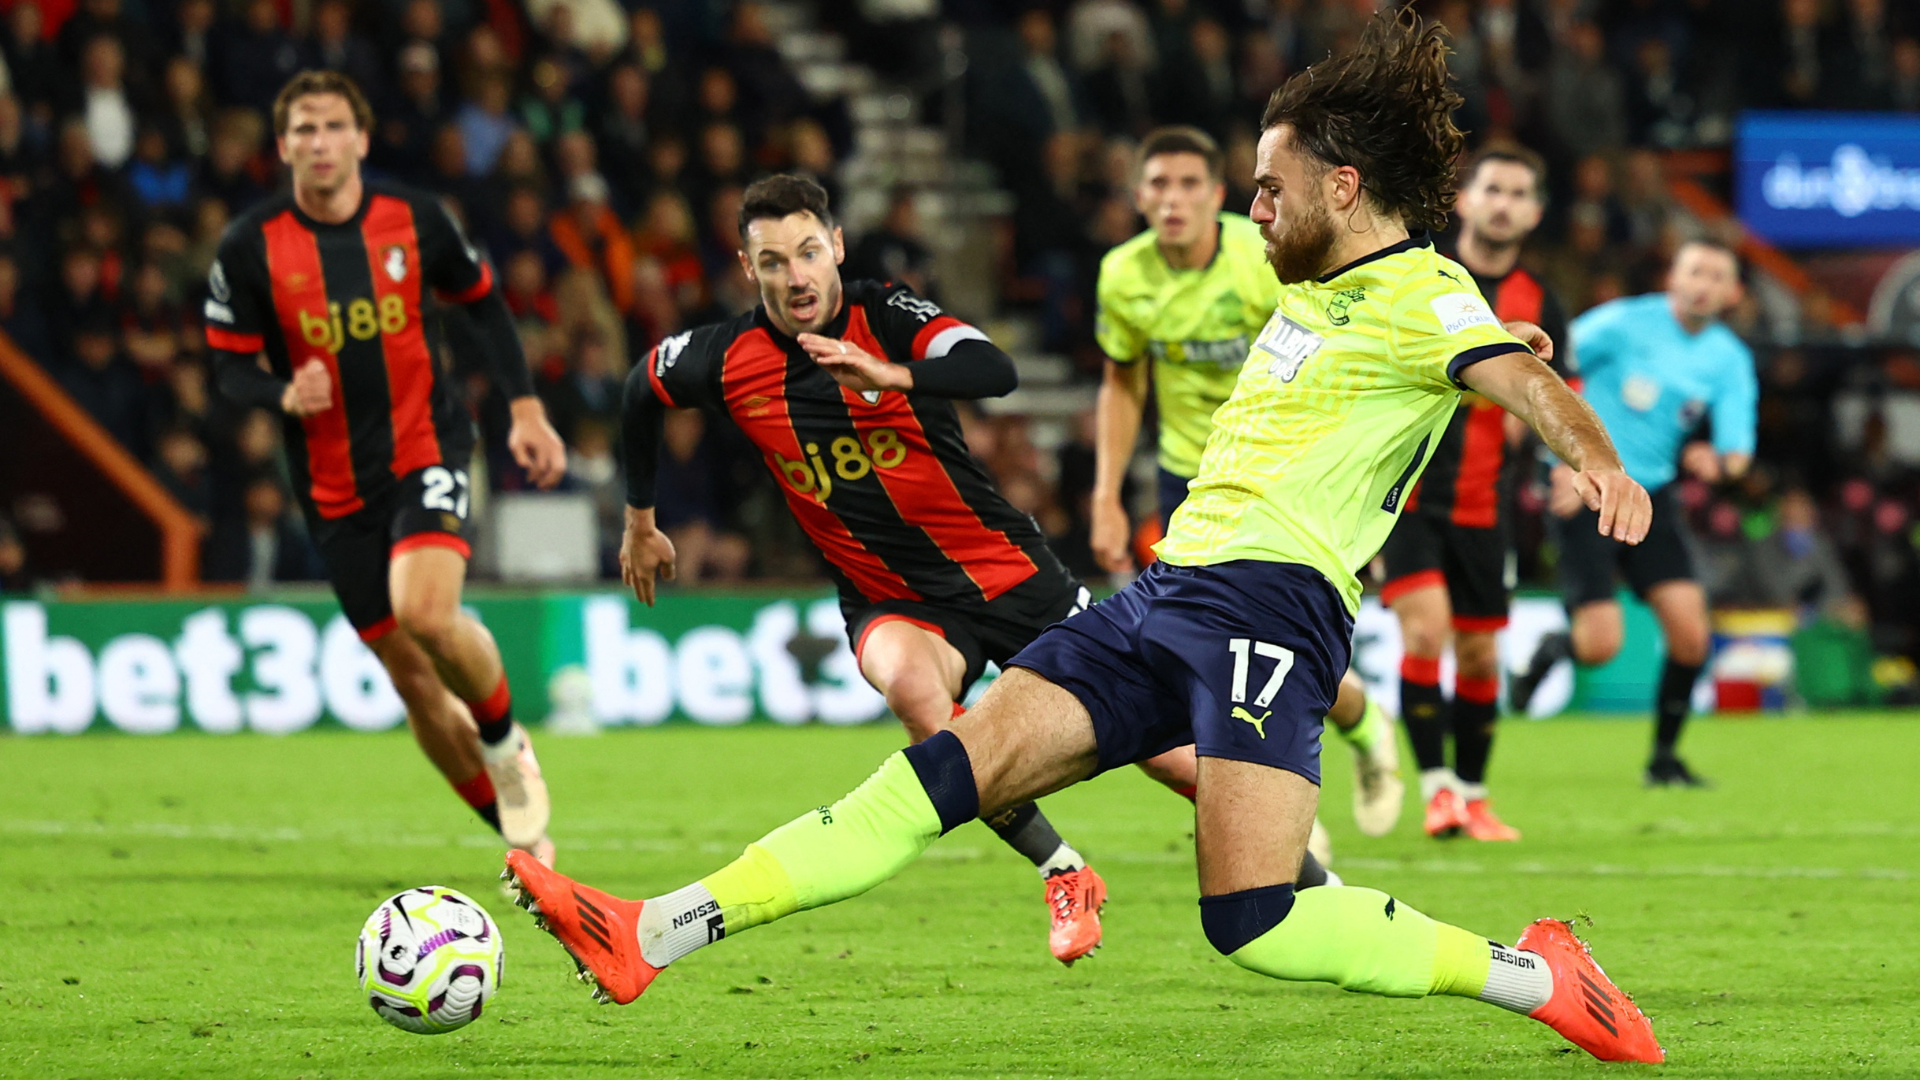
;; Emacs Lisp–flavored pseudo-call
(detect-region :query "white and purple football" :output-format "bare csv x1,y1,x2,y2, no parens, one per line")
355,886,504,1034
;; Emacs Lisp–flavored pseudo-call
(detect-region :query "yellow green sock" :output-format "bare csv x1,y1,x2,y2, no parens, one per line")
1224,885,1548,1012
1336,697,1389,752
637,752,945,968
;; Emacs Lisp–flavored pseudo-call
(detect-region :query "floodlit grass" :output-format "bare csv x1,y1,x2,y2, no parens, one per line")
3,715,1916,1078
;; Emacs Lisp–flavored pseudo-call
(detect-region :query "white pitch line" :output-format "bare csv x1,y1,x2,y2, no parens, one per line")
6,819,1912,882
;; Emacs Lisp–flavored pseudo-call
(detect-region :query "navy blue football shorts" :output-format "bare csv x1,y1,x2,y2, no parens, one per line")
1007,559,1353,786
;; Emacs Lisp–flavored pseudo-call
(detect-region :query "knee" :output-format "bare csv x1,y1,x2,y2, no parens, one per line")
393,596,458,655
1454,635,1500,681
1199,883,1296,956
882,671,955,743
1667,624,1711,667
1571,620,1622,666
1400,619,1448,661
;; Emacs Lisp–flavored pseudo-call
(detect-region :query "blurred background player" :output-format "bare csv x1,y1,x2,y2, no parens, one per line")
205,73,567,863
1088,126,1401,842
1380,147,1569,842
1510,240,1756,787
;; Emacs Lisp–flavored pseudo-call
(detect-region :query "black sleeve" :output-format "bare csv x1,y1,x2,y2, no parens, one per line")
857,281,1015,398
904,338,1017,399
622,360,664,510
213,350,287,410
647,328,718,410
417,195,536,400
204,227,285,409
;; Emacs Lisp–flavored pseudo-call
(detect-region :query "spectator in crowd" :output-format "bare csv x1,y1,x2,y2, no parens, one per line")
216,0,302,113
654,407,750,584
204,472,321,589
846,188,933,298
1743,489,1868,626
305,0,384,107
0,250,51,363
1547,22,1627,160
549,172,635,315
59,314,149,459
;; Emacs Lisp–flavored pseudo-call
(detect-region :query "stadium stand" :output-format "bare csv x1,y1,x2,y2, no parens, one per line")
0,0,1915,681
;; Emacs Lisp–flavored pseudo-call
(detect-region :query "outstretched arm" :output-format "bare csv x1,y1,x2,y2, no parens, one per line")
1458,349,1652,544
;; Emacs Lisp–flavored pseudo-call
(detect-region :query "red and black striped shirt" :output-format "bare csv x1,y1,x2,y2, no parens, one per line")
643,281,1069,607
204,181,499,519
1404,255,1571,529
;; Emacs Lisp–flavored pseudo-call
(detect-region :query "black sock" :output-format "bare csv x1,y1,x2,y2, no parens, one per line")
470,678,515,747
984,802,1070,868
1451,697,1498,785
1524,631,1571,681
1295,850,1330,889
474,802,501,832
1654,658,1704,757
1399,658,1449,773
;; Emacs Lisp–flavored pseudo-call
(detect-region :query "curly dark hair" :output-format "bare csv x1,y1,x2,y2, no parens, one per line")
1259,7,1464,233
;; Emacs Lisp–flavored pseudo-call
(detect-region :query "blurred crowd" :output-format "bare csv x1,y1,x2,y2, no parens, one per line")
2,0,1919,657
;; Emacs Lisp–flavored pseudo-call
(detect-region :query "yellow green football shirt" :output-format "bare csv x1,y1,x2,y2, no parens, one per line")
1155,236,1530,614
1095,213,1280,478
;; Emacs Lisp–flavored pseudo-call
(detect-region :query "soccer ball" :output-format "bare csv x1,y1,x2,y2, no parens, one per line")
356,886,504,1034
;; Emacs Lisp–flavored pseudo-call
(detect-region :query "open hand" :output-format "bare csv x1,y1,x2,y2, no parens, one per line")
799,333,911,395
1572,467,1652,544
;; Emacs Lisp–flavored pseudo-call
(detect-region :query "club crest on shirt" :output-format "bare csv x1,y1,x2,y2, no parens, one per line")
1253,314,1324,382
384,245,408,283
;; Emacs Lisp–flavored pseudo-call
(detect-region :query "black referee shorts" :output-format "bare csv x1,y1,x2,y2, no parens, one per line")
1553,483,1694,609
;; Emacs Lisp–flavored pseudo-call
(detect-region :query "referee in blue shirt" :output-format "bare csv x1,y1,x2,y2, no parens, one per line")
1511,240,1757,786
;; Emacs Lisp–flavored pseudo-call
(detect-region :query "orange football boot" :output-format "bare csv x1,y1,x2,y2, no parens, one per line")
1045,865,1107,965
1462,798,1522,841
1423,787,1470,838
502,849,660,1004
1517,918,1665,1063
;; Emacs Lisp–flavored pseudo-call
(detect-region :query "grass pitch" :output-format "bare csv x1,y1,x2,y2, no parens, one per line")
2,716,1916,1079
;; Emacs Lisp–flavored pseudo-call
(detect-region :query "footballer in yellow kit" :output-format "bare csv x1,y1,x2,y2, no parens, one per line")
1091,126,1401,840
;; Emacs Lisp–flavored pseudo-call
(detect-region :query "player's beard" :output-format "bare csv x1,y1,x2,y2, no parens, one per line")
1264,198,1337,285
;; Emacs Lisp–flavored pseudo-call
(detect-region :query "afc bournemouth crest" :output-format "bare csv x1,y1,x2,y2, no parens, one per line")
384,245,408,283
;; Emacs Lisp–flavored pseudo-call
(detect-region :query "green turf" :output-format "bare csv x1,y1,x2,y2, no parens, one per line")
3,716,1916,1079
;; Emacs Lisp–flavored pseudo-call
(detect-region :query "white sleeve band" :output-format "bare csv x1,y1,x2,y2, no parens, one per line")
921,324,989,360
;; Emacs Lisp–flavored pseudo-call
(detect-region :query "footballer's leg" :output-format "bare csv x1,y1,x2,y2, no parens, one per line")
1323,670,1402,836
1135,744,1339,885
503,665,1105,1003
1643,579,1711,787
856,615,1099,962
1389,578,1468,837
1451,629,1517,840
1193,756,1661,1063
390,543,550,852
363,628,558,863
1450,527,1519,841
1174,563,1658,1064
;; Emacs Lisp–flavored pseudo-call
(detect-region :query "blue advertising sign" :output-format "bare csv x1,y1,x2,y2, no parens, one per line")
1736,111,1920,248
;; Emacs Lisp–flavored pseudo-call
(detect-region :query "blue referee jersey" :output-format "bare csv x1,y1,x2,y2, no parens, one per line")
1569,293,1757,490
